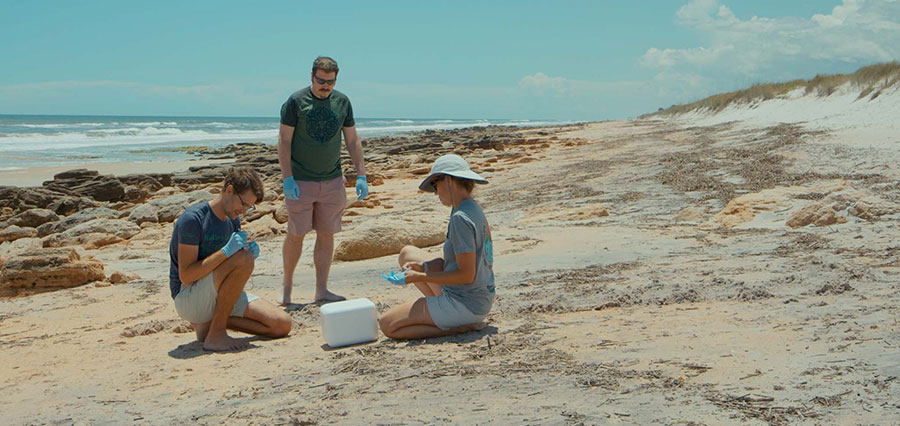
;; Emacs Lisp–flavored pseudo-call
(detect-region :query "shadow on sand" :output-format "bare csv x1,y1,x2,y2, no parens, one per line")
167,336,261,359
318,325,500,351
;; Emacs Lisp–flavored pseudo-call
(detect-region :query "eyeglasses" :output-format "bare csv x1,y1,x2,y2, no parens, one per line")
236,192,256,213
313,75,336,85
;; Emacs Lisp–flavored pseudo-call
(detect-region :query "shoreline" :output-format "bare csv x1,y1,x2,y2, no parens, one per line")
0,158,234,188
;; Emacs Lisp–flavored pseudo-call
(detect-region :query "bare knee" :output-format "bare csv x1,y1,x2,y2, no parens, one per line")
272,312,292,337
233,249,255,270
378,316,396,338
398,245,418,265
285,233,305,245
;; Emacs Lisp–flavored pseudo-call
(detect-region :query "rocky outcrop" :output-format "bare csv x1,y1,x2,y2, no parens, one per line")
146,190,216,222
37,207,120,237
108,270,141,284
0,247,105,291
128,204,159,225
0,208,60,229
787,204,847,228
119,173,173,193
42,218,140,248
243,215,283,239
42,169,127,202
0,225,38,243
274,204,289,224
0,186,97,216
335,215,446,261
0,237,43,259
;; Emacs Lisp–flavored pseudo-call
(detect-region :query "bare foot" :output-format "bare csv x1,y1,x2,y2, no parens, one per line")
203,333,249,351
315,289,346,303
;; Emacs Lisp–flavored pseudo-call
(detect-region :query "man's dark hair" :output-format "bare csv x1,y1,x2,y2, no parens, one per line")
312,56,339,75
223,167,264,202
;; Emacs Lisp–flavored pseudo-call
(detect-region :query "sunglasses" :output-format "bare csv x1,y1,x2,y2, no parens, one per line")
236,191,256,214
313,75,336,85
429,175,445,191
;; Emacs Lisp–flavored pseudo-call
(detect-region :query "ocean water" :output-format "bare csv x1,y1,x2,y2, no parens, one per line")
0,115,570,170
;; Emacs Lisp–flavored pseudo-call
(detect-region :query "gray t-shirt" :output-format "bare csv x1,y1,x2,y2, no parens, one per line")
441,198,495,315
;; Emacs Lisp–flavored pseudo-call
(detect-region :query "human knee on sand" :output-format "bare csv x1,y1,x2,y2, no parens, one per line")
379,154,496,340
278,56,368,305
168,167,292,351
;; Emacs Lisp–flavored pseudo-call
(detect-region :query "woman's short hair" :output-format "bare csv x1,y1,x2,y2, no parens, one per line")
450,176,476,194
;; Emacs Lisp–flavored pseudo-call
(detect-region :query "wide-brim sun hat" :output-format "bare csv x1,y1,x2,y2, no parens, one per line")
418,154,488,192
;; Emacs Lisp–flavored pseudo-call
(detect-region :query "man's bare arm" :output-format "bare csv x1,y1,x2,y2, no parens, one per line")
177,243,228,286
278,124,294,179
342,126,366,176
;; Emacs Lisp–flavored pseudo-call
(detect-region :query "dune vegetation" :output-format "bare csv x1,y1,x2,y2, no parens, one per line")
645,62,900,117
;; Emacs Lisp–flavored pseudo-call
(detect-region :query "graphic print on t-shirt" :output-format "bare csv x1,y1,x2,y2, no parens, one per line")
306,105,339,143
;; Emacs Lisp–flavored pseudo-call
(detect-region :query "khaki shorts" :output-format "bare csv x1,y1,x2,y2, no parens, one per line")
174,273,259,324
285,176,347,235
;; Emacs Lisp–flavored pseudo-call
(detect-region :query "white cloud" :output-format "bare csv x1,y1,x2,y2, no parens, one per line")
517,73,647,98
641,0,900,103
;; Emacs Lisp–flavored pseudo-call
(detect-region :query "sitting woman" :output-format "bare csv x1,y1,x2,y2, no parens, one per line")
379,154,495,339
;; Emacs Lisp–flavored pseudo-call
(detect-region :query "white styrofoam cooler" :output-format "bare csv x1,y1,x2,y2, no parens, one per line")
320,298,378,347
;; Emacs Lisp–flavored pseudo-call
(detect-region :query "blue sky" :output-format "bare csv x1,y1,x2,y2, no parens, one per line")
1,0,898,120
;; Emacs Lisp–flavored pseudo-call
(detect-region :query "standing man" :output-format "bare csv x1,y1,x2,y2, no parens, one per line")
170,167,292,351
278,56,368,305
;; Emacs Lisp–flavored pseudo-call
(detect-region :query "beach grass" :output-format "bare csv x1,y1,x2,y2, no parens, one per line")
644,61,900,117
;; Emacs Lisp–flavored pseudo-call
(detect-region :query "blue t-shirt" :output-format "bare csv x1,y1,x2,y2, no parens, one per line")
441,198,495,316
168,202,240,299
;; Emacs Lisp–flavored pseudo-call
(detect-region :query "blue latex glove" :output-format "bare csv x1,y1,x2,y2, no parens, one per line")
247,241,260,259
381,269,406,286
355,175,368,200
283,177,300,200
221,231,248,258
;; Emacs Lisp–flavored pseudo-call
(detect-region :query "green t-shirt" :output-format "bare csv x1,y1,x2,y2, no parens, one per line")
280,87,355,181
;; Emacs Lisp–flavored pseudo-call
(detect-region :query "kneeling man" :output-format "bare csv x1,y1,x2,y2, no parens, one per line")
169,167,292,351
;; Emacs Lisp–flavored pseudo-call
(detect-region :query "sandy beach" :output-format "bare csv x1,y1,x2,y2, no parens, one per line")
2,82,900,424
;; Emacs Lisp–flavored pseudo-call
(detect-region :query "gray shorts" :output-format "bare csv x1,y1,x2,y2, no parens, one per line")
174,273,259,324
426,293,489,330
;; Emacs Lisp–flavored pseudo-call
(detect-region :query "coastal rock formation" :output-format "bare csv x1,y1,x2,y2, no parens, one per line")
146,190,216,223
71,176,126,202
335,215,446,261
47,195,101,216
37,207,120,237
0,186,97,217
0,247,105,291
0,208,60,229
710,189,791,227
0,225,38,243
118,173,173,193
42,170,127,202
786,204,847,227
243,215,282,239
274,205,289,223
0,237,43,259
42,218,140,248
128,204,160,225
108,270,140,284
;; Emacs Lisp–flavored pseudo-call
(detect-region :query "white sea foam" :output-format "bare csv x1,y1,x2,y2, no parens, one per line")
0,128,277,151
